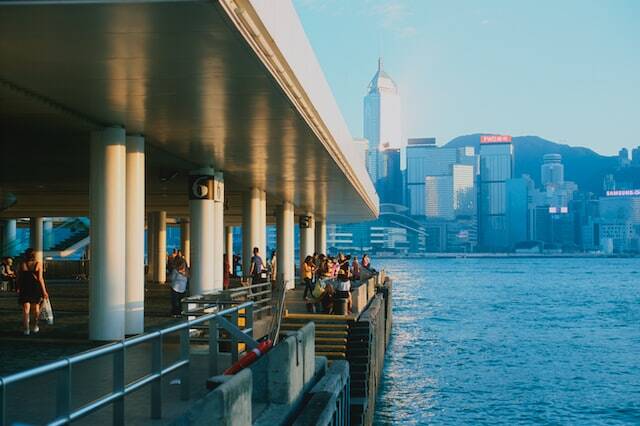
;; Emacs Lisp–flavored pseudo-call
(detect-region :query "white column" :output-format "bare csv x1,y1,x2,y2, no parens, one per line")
43,219,53,251
180,220,191,266
259,191,267,253
89,126,126,341
3,219,17,257
30,217,44,264
299,213,315,274
125,134,145,335
225,226,234,272
242,188,264,276
147,213,155,281
212,172,224,291
276,202,295,289
189,168,215,295
154,211,167,284
315,219,327,255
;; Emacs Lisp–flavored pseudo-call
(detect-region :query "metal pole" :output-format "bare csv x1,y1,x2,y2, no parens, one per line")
56,360,71,423
208,318,219,376
179,328,190,401
113,346,125,425
245,303,254,339
151,335,163,419
230,309,239,363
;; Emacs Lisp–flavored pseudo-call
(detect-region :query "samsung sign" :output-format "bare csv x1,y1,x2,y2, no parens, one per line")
480,135,512,144
606,189,640,197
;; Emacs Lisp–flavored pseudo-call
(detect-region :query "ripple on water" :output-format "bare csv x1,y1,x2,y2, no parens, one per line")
374,257,640,425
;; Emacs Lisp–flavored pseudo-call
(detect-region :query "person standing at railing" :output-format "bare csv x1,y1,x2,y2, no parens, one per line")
17,248,49,335
351,255,361,282
169,257,189,317
249,247,266,284
269,250,277,284
1,256,16,292
223,253,230,290
302,255,316,300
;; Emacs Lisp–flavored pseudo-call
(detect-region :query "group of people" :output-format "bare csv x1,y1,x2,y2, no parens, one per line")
2,249,50,335
302,252,375,315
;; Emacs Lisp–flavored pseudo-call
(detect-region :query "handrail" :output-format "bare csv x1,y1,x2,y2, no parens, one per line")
0,302,256,426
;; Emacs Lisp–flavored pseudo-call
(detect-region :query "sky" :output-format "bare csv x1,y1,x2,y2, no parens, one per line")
292,0,640,156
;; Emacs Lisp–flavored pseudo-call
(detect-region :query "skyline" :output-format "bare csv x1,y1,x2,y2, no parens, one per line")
293,0,640,156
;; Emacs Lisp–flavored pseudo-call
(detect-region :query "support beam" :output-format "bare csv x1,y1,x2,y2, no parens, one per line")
2,219,17,257
212,172,224,291
125,135,145,335
276,202,295,289
153,211,167,284
89,126,126,341
147,213,156,281
180,219,191,267
299,213,314,275
259,190,267,253
29,217,44,264
225,226,233,273
242,188,265,277
189,168,215,295
315,220,327,255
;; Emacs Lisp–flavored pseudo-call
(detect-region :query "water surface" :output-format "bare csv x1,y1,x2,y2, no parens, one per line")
374,258,640,425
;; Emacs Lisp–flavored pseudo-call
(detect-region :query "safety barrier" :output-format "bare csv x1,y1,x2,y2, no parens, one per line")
0,302,257,426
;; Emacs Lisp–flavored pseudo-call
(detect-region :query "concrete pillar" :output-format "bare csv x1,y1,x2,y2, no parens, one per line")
225,226,233,272
315,220,327,255
153,211,167,284
43,219,53,251
276,202,295,289
299,213,314,274
259,191,267,253
180,219,191,266
242,188,265,276
89,126,126,341
125,135,145,335
212,172,224,291
189,168,215,295
147,213,155,280
29,217,44,264
3,219,17,257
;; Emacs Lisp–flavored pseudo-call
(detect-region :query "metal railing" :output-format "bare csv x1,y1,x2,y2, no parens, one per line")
182,280,273,320
0,302,257,426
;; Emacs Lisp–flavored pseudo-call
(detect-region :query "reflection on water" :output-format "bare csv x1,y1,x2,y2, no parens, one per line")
374,258,640,425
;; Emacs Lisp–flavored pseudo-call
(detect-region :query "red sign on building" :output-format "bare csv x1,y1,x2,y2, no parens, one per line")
480,135,512,144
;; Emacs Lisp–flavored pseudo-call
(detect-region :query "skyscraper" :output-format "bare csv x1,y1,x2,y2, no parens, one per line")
406,139,476,217
363,58,402,183
479,135,514,251
541,154,564,186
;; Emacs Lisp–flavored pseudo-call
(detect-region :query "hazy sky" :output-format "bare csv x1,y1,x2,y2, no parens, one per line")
292,0,639,156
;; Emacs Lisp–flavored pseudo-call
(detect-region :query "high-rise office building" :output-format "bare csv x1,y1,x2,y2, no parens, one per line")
363,58,402,182
406,139,476,216
618,148,630,168
479,135,514,251
632,146,640,166
377,148,403,205
425,164,475,220
541,154,564,186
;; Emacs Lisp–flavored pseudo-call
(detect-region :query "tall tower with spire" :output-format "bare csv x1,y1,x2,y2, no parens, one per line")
363,58,403,183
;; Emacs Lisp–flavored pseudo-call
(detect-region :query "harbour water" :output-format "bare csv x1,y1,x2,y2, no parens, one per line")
374,258,640,425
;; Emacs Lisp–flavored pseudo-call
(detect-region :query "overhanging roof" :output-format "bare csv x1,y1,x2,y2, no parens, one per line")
0,0,378,223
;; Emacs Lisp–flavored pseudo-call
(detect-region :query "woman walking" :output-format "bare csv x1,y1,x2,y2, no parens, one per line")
18,248,49,335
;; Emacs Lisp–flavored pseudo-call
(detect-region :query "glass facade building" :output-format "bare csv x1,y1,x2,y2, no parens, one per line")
479,141,514,250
